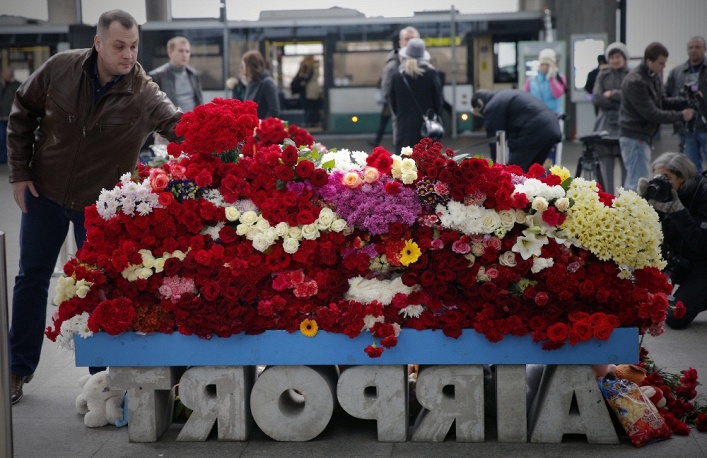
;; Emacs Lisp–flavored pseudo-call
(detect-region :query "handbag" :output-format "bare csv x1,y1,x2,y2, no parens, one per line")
421,111,444,139
401,74,444,140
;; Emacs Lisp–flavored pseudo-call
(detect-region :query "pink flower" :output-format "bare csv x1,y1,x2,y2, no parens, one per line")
342,171,363,189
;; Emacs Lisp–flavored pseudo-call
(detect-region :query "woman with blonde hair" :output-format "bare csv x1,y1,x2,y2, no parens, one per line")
388,38,443,154
241,50,280,119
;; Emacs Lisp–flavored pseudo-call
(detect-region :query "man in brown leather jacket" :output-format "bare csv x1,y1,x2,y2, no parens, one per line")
6,9,183,405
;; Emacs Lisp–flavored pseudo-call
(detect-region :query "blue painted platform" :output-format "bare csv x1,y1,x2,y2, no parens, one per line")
74,328,639,366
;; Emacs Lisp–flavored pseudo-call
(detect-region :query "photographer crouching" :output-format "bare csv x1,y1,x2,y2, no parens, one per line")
638,152,707,328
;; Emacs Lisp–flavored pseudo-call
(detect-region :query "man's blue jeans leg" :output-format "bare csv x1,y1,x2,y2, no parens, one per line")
619,136,651,191
683,130,707,174
9,191,86,376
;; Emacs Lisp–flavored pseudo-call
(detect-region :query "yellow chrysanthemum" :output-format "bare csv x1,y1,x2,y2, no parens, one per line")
549,164,571,182
399,239,421,266
300,318,319,337
560,179,665,272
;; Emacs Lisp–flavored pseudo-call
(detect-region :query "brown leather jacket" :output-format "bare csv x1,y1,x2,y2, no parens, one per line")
8,47,182,211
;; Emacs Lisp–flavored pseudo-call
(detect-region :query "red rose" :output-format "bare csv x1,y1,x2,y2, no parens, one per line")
592,323,614,341
309,168,329,187
295,160,315,179
534,291,549,307
281,145,299,166
158,192,174,207
546,322,568,342
442,324,463,339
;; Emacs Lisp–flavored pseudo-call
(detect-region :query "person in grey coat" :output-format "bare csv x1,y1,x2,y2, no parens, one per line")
592,42,629,137
241,50,280,120
471,89,562,171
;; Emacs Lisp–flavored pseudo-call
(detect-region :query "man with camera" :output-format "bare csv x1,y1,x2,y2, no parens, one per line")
638,152,707,329
666,36,707,173
619,42,695,191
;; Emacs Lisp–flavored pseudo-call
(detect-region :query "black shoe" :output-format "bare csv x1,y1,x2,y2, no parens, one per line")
368,140,379,147
11,373,33,405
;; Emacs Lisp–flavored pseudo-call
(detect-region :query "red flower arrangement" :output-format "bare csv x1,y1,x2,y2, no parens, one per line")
640,346,707,434
46,98,674,358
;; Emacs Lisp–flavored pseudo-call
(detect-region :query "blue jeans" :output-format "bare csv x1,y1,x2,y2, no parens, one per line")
619,136,651,191
684,130,707,174
9,190,86,376
0,120,8,163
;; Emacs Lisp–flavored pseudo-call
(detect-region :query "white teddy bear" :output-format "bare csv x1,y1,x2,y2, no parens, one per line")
75,372,125,427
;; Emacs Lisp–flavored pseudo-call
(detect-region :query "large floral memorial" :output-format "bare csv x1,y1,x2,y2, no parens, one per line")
46,98,676,358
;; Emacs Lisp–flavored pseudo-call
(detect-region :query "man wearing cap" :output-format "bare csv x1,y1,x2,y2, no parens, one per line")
471,89,562,171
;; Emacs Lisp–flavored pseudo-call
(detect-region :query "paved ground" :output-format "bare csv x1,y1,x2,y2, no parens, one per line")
2,128,707,457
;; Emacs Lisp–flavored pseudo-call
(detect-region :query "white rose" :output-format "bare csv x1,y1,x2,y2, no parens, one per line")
301,224,320,240
274,222,290,238
316,208,335,230
498,251,517,267
532,197,549,212
282,237,300,254
224,206,241,222
236,223,250,236
251,233,273,252
288,226,303,240
555,197,570,212
330,219,348,233
255,217,271,232
498,210,516,229
239,210,259,225
400,146,413,156
481,211,501,233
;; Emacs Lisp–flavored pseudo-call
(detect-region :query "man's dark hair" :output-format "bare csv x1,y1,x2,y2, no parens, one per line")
644,42,669,61
97,9,137,36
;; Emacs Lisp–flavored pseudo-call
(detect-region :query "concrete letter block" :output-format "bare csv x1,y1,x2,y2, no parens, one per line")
109,366,181,442
411,365,484,442
176,366,256,441
336,365,407,442
529,365,618,444
495,365,527,442
250,365,337,441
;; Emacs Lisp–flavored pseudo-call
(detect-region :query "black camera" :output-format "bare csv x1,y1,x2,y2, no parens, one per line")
646,174,673,202
684,82,700,98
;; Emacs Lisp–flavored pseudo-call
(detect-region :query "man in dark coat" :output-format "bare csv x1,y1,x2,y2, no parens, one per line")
471,89,562,171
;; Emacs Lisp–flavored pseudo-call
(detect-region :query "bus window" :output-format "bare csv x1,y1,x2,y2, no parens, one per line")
494,42,517,83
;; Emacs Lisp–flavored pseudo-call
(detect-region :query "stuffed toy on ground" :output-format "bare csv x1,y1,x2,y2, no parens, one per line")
75,372,125,427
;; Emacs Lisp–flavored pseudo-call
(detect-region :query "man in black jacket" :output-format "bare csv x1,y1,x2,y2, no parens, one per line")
471,89,562,171
619,42,694,191
149,36,203,112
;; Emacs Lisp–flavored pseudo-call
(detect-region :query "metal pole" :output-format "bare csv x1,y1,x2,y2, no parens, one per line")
450,5,457,138
0,231,14,458
222,1,231,98
496,130,507,165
